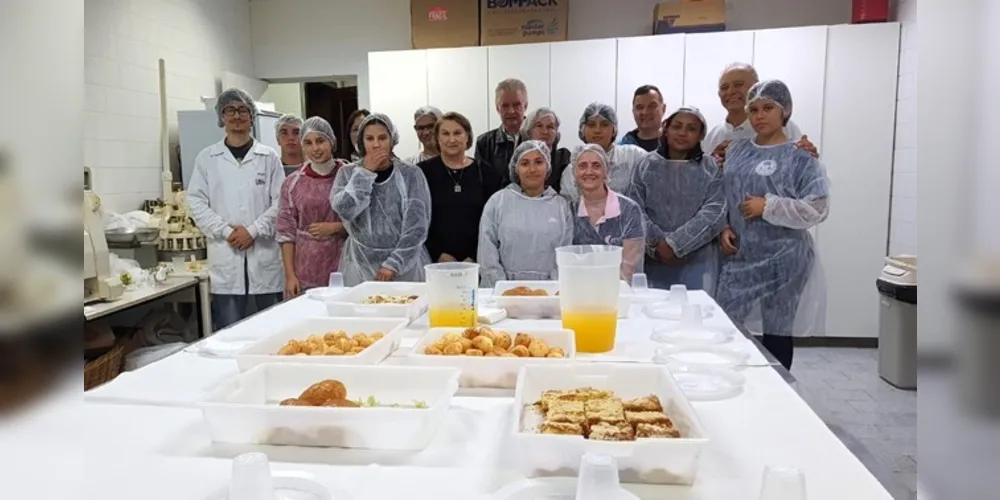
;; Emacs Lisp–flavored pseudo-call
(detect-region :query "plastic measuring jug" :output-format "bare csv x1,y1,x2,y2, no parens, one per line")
425,262,480,327
557,245,622,353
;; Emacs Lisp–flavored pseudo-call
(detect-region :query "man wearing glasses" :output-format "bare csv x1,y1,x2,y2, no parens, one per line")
187,88,286,330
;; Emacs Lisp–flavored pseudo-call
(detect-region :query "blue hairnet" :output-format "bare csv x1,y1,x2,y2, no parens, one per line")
664,106,709,139
300,116,336,145
746,80,793,119
570,143,611,186
355,113,400,157
214,88,257,128
274,114,302,134
508,139,551,186
521,107,561,139
578,103,619,142
413,105,443,122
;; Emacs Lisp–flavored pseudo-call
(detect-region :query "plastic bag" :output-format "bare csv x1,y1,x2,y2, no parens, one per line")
103,210,153,231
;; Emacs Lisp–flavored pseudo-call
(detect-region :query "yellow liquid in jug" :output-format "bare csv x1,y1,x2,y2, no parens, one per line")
429,308,477,328
562,310,618,353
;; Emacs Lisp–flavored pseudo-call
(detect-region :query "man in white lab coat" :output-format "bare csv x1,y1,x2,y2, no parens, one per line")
187,87,286,330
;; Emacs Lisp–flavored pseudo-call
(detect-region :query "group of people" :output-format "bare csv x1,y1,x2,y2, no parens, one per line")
186,62,830,369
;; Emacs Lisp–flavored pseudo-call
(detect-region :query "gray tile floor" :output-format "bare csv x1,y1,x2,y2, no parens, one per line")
791,347,917,499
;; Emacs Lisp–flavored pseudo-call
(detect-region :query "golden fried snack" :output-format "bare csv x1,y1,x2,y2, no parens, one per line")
370,332,385,342
349,346,365,354
636,423,681,438
441,333,462,345
500,352,518,357
589,421,635,441
321,398,360,408
492,346,508,356
323,333,339,344
625,411,673,427
471,335,494,352
529,288,549,296
347,339,360,349
277,341,301,355
324,345,345,355
424,345,443,355
510,345,530,357
547,348,565,358
336,338,352,352
460,327,478,340
477,328,497,342
492,333,510,351
527,339,550,357
484,351,497,357
465,348,484,356
501,286,534,297
443,342,464,355
459,337,474,351
279,398,313,406
540,421,584,435
623,395,663,412
513,332,533,347
354,333,371,347
584,398,625,425
299,380,347,405
308,347,326,356
547,400,585,424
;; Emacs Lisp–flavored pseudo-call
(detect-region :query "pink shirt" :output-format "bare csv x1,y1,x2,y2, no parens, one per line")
577,189,622,226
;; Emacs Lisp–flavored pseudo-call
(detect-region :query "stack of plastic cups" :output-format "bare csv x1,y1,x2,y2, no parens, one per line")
228,452,276,500
758,465,808,500
575,453,621,500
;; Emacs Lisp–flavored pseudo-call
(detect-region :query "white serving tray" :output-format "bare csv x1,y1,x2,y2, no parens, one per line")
321,282,428,323
406,327,576,389
511,364,709,485
235,317,409,372
491,280,633,319
200,363,460,450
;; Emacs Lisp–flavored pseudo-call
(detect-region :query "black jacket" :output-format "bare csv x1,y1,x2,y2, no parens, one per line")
548,146,571,193
474,127,519,187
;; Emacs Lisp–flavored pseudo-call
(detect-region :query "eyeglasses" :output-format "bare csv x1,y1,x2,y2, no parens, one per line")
414,124,435,132
223,106,251,118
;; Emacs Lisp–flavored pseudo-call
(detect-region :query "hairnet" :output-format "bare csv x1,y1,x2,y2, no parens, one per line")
746,80,793,119
300,116,336,145
214,88,257,127
508,139,551,186
578,103,619,142
274,114,303,134
570,143,610,182
520,107,561,139
413,105,443,122
665,106,708,136
355,112,400,157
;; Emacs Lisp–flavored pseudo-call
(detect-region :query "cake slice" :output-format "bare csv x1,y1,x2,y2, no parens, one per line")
635,422,681,438
584,398,625,425
540,420,584,436
624,411,673,427
623,395,663,412
588,421,635,441
546,400,585,424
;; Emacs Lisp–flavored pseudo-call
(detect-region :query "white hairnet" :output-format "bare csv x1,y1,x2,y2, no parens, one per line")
569,143,610,182
413,105,443,122
355,113,400,156
214,88,257,127
719,62,759,84
746,80,793,119
300,116,336,145
520,107,561,139
508,139,551,186
275,114,303,134
578,103,619,142
665,106,708,135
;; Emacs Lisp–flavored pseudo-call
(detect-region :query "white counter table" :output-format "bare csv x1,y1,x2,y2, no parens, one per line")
84,291,896,500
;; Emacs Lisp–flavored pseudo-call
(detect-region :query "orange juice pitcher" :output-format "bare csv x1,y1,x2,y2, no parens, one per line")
425,262,479,328
556,245,622,353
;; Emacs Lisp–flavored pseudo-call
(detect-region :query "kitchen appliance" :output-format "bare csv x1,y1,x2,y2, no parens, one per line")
84,167,123,304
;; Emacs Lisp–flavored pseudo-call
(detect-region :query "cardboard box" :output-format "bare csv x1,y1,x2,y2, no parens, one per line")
480,0,569,46
411,0,480,49
653,0,726,35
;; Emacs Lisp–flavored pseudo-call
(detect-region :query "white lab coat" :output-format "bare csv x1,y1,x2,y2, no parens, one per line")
187,139,286,295
702,118,803,155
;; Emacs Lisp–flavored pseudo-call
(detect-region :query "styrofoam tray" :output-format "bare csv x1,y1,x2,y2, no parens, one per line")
200,364,460,450
511,364,709,485
235,317,409,372
491,280,633,319
320,282,427,323
406,327,576,389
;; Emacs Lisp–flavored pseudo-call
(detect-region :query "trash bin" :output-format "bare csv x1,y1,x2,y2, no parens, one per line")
876,255,917,389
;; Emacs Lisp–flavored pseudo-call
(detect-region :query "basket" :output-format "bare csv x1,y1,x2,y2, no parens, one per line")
84,342,126,391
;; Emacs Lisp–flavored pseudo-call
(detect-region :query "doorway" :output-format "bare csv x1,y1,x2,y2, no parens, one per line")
303,80,359,160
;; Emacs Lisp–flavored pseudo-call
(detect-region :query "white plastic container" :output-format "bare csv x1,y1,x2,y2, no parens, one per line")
321,281,428,323
200,364,460,450
407,327,577,388
235,317,409,372
511,364,709,485
492,280,633,319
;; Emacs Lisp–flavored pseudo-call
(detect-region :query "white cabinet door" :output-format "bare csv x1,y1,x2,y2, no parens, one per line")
427,47,490,154
752,26,829,151
487,43,551,131
682,31,755,131
368,50,428,159
615,34,686,124
550,39,618,150
817,23,900,338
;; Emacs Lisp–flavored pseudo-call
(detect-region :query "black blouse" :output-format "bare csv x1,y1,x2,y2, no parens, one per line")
418,157,502,262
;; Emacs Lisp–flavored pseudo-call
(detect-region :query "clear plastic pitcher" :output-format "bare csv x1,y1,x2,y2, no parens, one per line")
425,262,479,327
557,245,622,353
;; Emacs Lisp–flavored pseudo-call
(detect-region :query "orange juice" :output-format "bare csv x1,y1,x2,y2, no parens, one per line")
562,310,617,353
429,307,477,328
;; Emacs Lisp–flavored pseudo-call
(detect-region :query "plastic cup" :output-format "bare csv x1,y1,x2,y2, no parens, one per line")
228,452,276,500
328,272,344,289
669,285,689,306
679,304,704,327
425,262,479,327
631,273,649,295
575,453,621,500
557,245,623,353
759,465,807,500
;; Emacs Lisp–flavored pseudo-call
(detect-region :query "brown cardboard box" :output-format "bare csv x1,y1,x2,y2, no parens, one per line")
480,0,568,46
653,0,726,35
411,0,480,49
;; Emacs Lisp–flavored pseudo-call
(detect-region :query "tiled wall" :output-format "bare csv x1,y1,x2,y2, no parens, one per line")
890,0,918,255
84,0,255,213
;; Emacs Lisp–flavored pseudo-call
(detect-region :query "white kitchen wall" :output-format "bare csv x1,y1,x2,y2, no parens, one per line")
84,0,255,213
889,0,918,256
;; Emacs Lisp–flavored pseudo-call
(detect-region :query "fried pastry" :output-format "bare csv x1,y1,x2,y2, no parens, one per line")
635,422,681,438
461,327,480,340
510,345,530,357
624,411,673,427
589,421,635,441
547,348,566,358
321,398,360,408
465,348,484,356
513,333,533,347
424,345,442,355
471,335,494,352
584,398,625,424
443,342,464,355
277,341,301,355
527,339,550,357
299,379,347,405
540,421,584,436
279,398,312,406
494,332,512,350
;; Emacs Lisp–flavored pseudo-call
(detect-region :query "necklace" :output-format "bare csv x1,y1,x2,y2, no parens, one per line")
443,158,467,193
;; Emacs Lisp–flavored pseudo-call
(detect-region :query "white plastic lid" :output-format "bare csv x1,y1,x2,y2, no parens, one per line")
490,478,640,500
651,323,734,346
669,365,746,401
653,345,750,370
